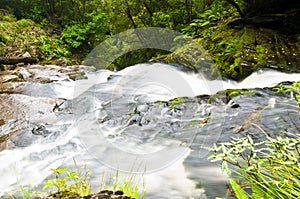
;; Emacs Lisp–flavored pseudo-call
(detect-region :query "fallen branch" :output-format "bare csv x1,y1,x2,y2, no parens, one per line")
0,57,37,65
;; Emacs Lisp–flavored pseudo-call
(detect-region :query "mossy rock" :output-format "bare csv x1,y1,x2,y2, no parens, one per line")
165,23,300,81
163,43,220,79
198,24,300,80
170,97,186,106
68,71,87,81
207,89,257,104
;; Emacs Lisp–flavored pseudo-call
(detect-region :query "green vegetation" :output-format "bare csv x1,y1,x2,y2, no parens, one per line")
12,166,146,199
208,89,256,104
0,15,70,64
170,97,186,106
110,170,146,199
210,134,300,199
207,82,300,198
275,82,300,106
173,0,300,80
1,1,300,198
0,0,299,79
42,167,91,198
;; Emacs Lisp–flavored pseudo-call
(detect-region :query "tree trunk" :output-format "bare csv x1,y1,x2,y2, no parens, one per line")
0,57,37,65
226,0,245,18
185,0,192,22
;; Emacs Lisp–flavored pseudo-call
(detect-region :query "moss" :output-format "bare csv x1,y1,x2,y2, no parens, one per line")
41,79,56,83
199,24,300,80
208,89,257,104
170,97,186,106
0,18,71,62
165,21,300,81
228,91,240,99
68,71,87,81
163,44,220,79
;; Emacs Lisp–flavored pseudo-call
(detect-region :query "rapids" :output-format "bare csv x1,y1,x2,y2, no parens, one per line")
0,63,299,198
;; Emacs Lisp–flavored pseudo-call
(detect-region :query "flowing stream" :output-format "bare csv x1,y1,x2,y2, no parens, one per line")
0,63,299,198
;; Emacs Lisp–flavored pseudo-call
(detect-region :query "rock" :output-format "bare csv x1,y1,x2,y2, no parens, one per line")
16,62,25,67
43,190,134,199
68,71,87,81
230,103,240,109
0,119,5,126
0,75,20,83
114,191,123,195
98,190,114,195
18,67,32,79
32,124,51,137
56,58,68,67
22,51,32,58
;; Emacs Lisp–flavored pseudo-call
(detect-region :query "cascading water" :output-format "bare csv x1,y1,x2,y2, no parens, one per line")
0,63,299,199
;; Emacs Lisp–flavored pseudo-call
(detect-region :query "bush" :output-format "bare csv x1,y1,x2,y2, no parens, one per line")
62,12,109,50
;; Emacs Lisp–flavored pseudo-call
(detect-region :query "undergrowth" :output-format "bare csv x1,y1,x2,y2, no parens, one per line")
207,82,300,198
11,166,146,199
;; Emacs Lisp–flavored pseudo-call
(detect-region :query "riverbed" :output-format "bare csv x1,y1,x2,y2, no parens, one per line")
0,63,299,198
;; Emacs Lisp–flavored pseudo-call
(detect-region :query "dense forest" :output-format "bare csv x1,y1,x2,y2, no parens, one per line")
0,0,300,79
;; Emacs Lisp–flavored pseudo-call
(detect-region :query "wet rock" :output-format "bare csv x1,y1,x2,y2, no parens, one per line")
43,190,133,199
15,62,25,67
68,71,87,81
230,103,240,109
56,58,68,67
0,74,20,83
19,67,32,79
114,191,123,195
22,52,32,58
32,124,51,137
107,74,121,81
98,190,114,195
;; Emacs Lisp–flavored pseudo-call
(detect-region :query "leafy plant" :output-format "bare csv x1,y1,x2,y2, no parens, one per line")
275,82,300,106
62,12,108,49
16,184,37,199
111,170,146,199
209,133,300,198
43,167,91,198
11,165,147,199
182,1,237,36
208,82,300,198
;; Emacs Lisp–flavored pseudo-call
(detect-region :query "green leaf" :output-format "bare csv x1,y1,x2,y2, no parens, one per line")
200,21,210,27
252,183,268,199
51,167,67,174
43,179,58,189
229,178,249,199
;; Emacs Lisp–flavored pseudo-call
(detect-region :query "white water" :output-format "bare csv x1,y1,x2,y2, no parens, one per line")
0,63,300,198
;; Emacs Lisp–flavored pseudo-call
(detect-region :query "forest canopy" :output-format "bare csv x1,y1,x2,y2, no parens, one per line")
0,0,299,79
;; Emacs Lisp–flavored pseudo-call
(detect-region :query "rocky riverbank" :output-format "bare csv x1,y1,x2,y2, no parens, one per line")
0,62,299,198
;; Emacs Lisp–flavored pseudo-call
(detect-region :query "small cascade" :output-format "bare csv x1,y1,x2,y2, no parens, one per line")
0,63,299,198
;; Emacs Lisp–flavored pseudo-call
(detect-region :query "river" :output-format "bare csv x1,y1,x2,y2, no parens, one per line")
0,63,299,198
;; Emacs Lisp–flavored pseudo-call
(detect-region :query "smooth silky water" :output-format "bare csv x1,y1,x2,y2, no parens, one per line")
0,63,299,198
